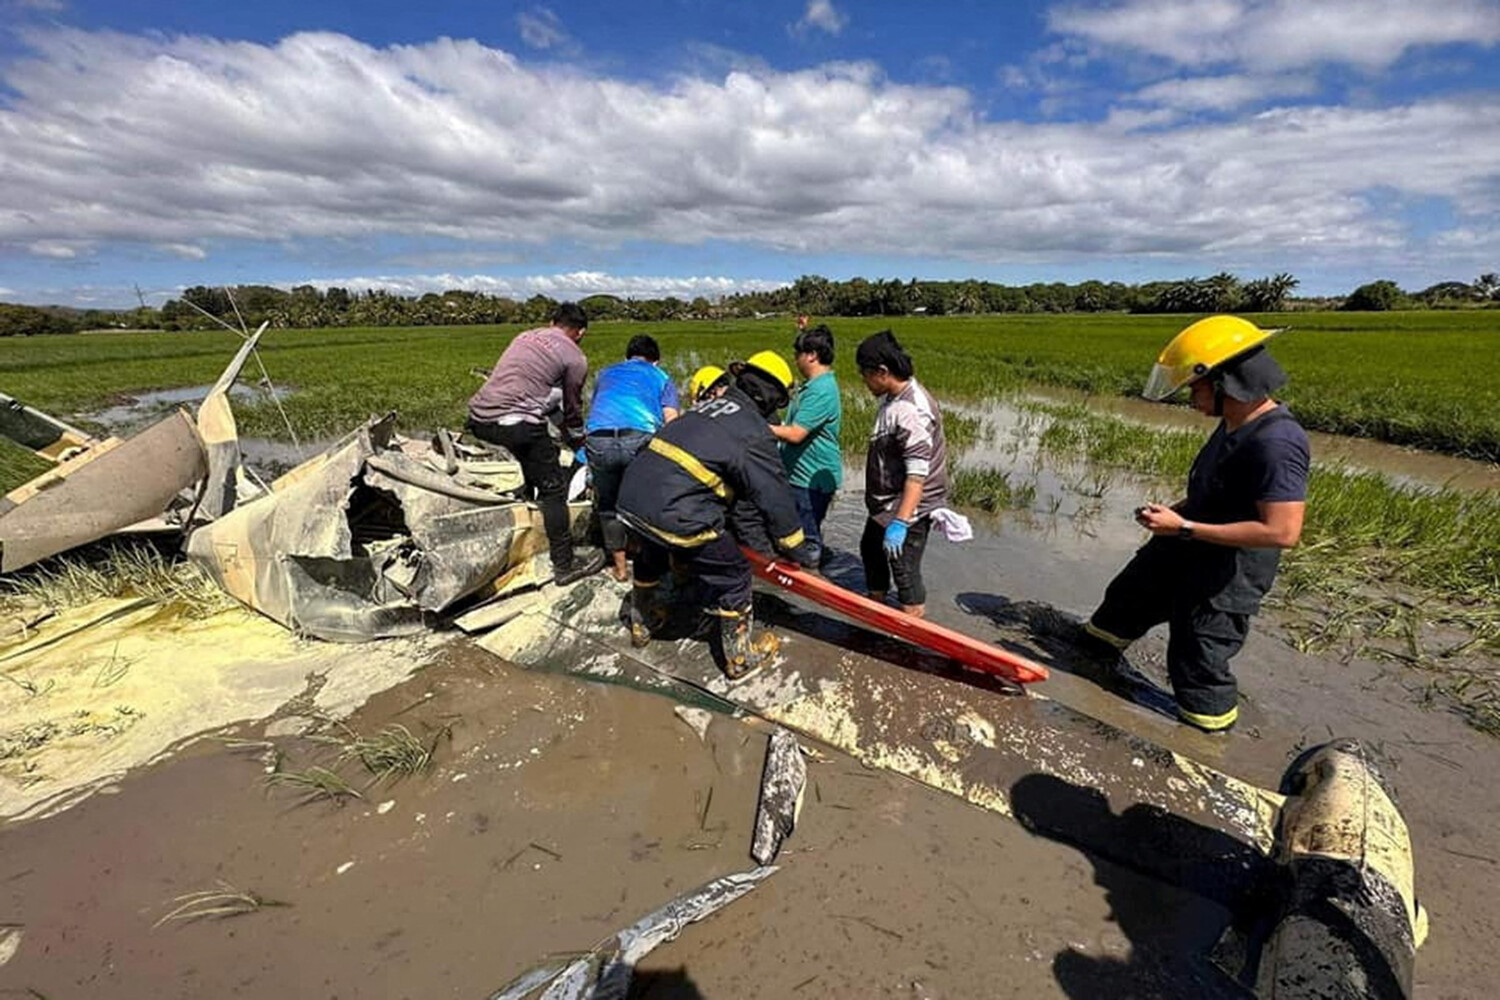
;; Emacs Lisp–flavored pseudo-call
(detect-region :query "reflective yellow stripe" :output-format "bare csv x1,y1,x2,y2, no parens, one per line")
705,607,746,619
641,521,722,547
777,529,806,549
649,438,729,499
633,580,661,589
1178,705,1238,731
1084,620,1131,650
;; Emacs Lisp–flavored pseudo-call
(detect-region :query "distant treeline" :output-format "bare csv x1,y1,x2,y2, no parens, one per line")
3,271,1497,335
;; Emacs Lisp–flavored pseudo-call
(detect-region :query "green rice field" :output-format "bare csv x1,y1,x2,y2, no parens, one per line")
2,310,1498,731
2,310,1498,459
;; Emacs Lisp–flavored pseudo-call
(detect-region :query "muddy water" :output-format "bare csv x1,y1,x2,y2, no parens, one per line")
80,383,292,439
0,642,1234,999
3,441,1498,995
807,498,1499,998
1018,386,1500,492
2,501,1496,996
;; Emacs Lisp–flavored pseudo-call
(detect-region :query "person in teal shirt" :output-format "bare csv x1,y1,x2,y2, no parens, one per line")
772,323,843,567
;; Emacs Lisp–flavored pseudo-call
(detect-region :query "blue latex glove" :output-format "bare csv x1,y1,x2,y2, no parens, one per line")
883,519,909,559
574,447,588,467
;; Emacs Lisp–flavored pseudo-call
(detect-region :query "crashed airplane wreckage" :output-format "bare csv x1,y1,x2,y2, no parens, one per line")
1,332,1428,997
0,327,587,640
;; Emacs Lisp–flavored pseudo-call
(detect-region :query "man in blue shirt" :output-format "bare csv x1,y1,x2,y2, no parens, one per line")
586,334,680,581
771,323,842,567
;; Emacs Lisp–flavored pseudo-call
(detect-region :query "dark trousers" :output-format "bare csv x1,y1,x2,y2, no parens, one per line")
1088,539,1249,728
467,418,576,571
791,486,835,566
631,532,752,613
860,515,932,607
585,430,651,553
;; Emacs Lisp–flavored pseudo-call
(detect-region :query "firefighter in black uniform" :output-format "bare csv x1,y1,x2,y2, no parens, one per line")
617,350,816,681
1083,315,1310,732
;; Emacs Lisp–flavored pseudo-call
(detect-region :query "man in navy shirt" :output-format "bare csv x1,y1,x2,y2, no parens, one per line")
1083,315,1310,733
585,335,680,581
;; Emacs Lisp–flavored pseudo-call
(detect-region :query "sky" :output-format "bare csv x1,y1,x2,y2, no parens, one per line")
1,0,1498,307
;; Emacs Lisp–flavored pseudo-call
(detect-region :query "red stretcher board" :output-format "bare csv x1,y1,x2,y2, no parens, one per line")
742,548,1049,685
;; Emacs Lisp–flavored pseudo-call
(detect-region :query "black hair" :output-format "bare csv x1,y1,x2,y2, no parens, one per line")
793,324,835,365
625,334,660,362
855,329,914,379
552,302,589,330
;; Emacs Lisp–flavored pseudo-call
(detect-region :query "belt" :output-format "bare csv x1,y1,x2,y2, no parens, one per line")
588,428,650,438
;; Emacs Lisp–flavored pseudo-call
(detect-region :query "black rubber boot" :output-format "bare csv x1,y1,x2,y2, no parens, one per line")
554,548,606,587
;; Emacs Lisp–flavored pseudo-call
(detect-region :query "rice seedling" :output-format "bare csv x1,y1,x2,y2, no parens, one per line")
950,466,1038,513
312,722,442,782
264,764,362,803
0,542,234,619
153,880,288,928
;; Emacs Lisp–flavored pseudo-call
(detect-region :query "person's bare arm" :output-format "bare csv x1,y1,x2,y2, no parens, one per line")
662,406,680,423
894,476,925,523
1135,500,1305,548
771,423,810,444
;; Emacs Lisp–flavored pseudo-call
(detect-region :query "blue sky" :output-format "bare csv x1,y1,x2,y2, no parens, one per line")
1,0,1498,306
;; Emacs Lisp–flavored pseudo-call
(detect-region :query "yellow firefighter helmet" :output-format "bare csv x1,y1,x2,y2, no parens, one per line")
688,365,728,402
740,350,795,392
1143,315,1282,401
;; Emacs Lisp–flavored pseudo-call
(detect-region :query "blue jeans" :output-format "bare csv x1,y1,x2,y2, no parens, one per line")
791,486,835,566
585,430,651,553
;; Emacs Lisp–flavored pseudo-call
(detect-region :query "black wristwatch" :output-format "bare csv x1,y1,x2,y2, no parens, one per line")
1178,520,1195,539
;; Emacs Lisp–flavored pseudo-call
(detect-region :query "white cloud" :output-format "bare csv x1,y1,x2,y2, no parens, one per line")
516,7,569,50
28,240,79,258
1131,72,1317,110
0,28,1496,278
303,271,787,301
160,242,208,260
1049,0,1500,71
795,0,848,37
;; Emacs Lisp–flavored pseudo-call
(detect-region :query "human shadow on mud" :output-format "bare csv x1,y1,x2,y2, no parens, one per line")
627,966,707,999
1010,773,1272,999
956,592,1181,720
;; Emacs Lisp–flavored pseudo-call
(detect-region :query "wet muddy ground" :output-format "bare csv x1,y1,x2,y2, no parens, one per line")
3,490,1498,998
4,389,1498,997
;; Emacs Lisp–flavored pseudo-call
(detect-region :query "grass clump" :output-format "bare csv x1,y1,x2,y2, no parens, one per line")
313,722,438,782
264,764,362,803
0,542,233,619
0,437,54,495
951,466,1038,513
153,880,288,928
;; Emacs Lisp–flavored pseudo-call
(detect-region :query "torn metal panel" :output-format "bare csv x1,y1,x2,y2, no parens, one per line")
186,414,577,642
752,727,806,865
0,410,206,573
194,322,267,518
491,866,777,1000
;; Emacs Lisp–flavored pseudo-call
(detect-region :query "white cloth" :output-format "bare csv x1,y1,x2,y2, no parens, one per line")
929,507,972,543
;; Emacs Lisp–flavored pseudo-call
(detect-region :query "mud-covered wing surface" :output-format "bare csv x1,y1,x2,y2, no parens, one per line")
0,410,205,573
479,577,1285,861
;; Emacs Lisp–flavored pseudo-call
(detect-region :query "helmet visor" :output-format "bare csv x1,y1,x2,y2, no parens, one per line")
1143,361,1197,401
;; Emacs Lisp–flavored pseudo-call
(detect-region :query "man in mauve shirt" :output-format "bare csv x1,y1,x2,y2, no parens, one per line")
467,302,604,586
